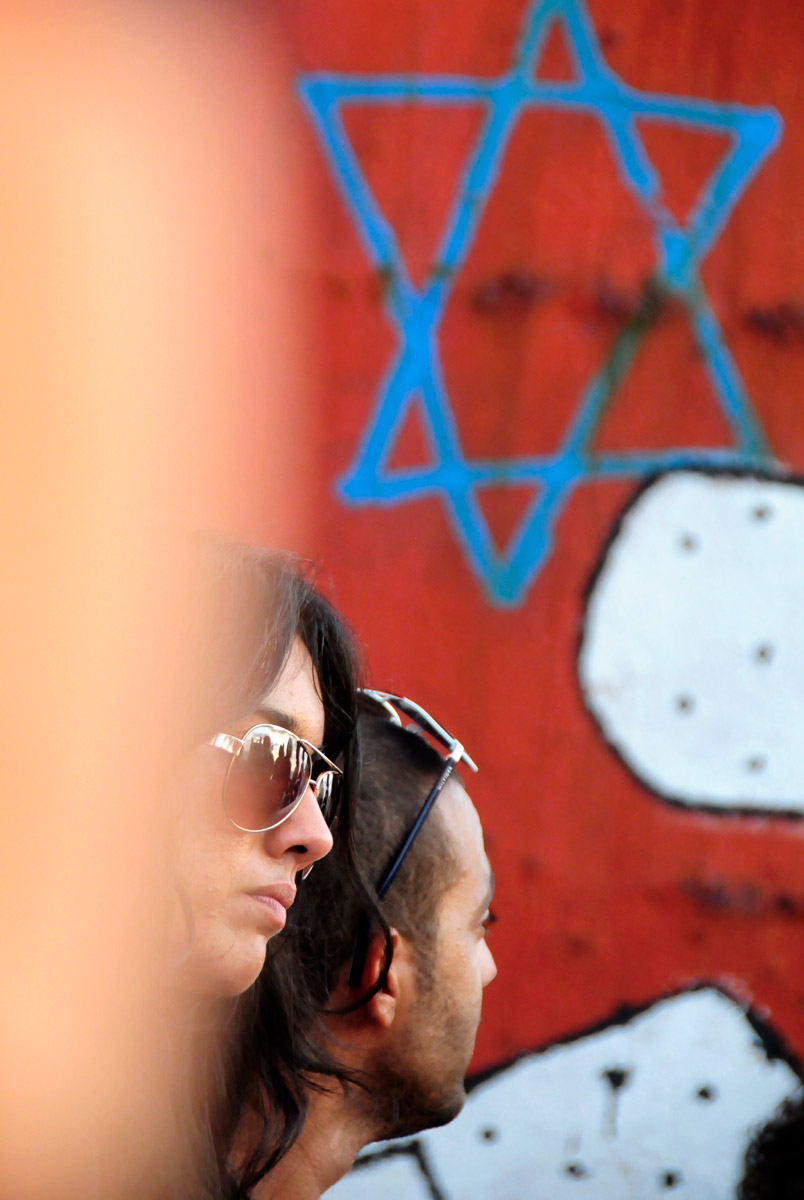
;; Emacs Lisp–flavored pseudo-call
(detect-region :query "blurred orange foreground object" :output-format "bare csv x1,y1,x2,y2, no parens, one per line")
0,2,308,1196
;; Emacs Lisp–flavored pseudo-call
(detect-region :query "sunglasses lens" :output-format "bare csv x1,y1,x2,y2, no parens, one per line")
225,729,311,831
314,770,340,826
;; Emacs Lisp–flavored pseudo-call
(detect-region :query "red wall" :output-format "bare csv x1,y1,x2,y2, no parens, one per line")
271,0,804,1075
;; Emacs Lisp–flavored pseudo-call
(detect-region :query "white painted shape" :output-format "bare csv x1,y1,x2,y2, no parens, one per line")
325,1149,431,1199
578,472,804,810
330,989,800,1199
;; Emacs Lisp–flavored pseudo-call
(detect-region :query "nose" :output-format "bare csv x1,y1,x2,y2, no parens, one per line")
481,942,497,989
263,781,333,873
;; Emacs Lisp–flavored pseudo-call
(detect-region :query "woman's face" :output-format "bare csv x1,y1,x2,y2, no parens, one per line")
173,636,335,996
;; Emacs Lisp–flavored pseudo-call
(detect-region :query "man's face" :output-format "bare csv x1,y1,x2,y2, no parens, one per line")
374,778,497,1137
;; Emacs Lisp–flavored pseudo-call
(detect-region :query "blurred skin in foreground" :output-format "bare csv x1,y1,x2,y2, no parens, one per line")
0,3,309,1196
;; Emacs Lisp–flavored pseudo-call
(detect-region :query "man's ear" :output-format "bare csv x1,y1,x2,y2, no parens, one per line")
360,927,399,1029
332,926,416,1030
329,927,418,1031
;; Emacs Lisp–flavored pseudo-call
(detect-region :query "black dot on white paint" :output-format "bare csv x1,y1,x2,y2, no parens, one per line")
480,1127,498,1143
660,1169,683,1189
601,1066,632,1092
695,1084,717,1102
675,694,695,714
564,1161,590,1179
746,755,767,772
752,504,773,521
678,533,699,552
754,643,775,664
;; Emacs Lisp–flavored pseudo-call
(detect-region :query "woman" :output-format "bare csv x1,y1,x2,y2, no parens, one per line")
170,535,360,999
115,536,363,1200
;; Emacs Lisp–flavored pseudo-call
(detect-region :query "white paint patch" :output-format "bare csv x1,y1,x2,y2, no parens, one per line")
578,471,804,812
326,1150,431,1199
327,989,800,1199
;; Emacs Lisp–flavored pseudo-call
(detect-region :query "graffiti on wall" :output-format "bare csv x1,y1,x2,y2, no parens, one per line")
300,0,782,605
328,988,802,1199
579,468,804,817
322,474,804,1200
291,0,803,1193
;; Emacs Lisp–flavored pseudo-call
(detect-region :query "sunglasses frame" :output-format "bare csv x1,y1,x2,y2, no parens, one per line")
209,723,343,834
348,689,477,987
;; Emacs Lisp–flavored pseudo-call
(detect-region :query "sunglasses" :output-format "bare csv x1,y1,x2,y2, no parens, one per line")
348,689,477,987
209,723,342,836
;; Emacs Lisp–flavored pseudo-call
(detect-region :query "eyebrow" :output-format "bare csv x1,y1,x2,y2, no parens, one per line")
254,707,304,737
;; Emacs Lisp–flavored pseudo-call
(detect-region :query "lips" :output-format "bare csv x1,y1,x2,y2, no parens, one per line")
246,881,297,931
249,882,297,910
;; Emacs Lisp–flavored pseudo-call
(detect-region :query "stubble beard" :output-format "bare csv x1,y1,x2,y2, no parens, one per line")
362,948,472,1142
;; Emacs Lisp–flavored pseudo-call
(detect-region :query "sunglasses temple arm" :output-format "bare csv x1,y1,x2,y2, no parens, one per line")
377,763,455,901
347,912,372,990
390,697,455,749
347,760,458,991
382,698,478,771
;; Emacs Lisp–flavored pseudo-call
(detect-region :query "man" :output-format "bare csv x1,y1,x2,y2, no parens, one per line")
251,691,497,1199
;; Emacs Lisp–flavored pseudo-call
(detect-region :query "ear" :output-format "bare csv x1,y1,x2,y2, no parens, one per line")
358,927,417,1030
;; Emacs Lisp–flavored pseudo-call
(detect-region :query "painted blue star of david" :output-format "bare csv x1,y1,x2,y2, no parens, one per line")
299,0,782,606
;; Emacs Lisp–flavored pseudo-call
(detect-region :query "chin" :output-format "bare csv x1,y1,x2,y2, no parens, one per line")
212,961,265,997
179,933,269,998
219,940,271,997
383,1079,467,1140
425,1084,467,1130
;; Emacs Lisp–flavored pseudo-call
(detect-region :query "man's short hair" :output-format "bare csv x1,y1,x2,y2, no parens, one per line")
291,706,462,1003
739,1095,804,1200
